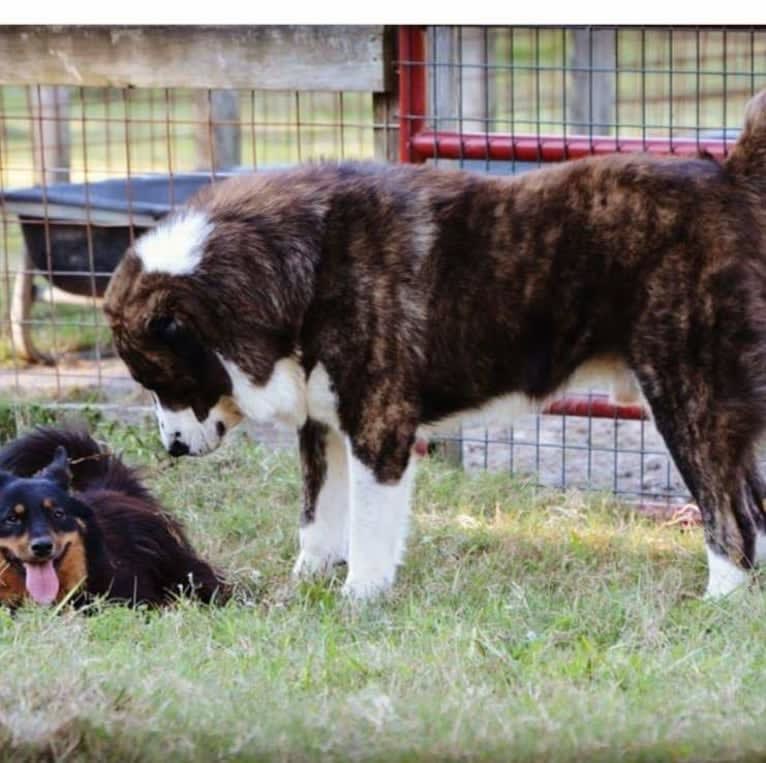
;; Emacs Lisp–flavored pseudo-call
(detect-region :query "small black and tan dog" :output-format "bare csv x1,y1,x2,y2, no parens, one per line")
0,427,226,607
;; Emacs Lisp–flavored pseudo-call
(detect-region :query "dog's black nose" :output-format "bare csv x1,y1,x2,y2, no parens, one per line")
30,537,54,558
168,440,190,458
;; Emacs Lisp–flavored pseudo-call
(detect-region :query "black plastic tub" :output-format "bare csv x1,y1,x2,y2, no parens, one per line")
1,174,217,296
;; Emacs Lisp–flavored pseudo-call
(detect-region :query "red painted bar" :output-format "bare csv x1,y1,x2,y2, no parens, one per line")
410,130,735,163
398,27,427,164
543,395,648,421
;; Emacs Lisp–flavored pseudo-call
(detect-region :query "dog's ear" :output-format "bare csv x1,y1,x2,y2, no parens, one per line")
39,446,72,491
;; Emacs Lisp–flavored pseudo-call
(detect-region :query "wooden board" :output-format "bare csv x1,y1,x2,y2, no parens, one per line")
0,26,387,92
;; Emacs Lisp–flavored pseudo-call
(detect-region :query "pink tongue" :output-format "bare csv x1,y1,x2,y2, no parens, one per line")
23,561,59,605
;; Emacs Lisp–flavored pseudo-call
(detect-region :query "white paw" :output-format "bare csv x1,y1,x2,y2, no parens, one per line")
292,549,345,579
341,573,394,602
703,583,747,600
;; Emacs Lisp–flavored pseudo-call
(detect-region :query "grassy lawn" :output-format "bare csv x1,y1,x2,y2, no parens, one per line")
1,414,765,762
3,31,766,761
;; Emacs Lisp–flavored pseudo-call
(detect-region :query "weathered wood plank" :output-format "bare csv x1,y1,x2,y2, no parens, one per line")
373,27,398,163
429,27,459,133
373,91,398,163
460,27,490,134
9,86,72,364
10,251,53,365
194,90,242,172
0,26,386,92
29,86,71,186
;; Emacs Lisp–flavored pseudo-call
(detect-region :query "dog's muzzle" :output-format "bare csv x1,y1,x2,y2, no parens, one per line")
154,396,242,457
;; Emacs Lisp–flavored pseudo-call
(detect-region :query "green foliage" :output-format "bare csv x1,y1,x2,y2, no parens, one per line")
0,401,60,441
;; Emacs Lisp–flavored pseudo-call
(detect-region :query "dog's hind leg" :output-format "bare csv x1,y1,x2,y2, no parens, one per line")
702,461,766,598
636,369,766,598
293,419,350,578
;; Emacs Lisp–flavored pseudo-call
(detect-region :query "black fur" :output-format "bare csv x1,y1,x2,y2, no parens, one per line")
0,428,227,607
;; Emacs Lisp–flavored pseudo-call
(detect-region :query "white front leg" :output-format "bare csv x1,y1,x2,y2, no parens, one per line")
293,426,350,577
342,446,416,601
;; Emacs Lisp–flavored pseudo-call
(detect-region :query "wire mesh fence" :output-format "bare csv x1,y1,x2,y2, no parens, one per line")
1,25,763,508
409,26,766,165
399,25,766,504
0,85,383,401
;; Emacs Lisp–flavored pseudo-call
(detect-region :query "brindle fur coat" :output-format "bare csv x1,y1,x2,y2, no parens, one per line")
104,89,766,600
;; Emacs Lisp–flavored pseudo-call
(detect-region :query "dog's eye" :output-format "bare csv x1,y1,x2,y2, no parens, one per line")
3,514,21,525
52,508,65,520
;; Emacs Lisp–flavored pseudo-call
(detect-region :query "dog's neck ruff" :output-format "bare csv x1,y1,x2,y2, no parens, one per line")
218,355,308,429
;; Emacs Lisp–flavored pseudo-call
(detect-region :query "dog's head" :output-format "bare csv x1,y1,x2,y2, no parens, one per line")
0,447,88,606
104,195,314,456
104,258,244,455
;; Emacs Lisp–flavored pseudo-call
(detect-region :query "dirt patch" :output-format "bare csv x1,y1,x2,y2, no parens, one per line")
0,356,139,403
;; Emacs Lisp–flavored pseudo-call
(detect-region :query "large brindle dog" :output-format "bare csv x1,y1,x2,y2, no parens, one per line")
105,90,766,600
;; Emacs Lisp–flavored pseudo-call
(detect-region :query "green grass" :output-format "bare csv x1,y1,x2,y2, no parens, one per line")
2,416,766,761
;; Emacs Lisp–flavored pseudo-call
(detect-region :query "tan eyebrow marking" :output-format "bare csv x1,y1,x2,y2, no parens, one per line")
42,498,54,510
13,504,24,516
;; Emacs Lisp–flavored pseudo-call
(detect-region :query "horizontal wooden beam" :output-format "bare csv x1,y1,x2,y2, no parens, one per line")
0,26,387,92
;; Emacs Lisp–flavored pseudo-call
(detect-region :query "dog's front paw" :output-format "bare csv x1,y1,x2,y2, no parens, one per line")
292,549,345,579
341,572,394,602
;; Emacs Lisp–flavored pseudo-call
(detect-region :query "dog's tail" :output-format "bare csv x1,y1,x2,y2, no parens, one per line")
0,427,151,501
725,89,766,181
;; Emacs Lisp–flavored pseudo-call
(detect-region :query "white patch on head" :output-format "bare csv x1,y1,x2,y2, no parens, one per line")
136,211,212,275
218,354,307,429
341,448,416,601
293,426,350,578
704,544,749,599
